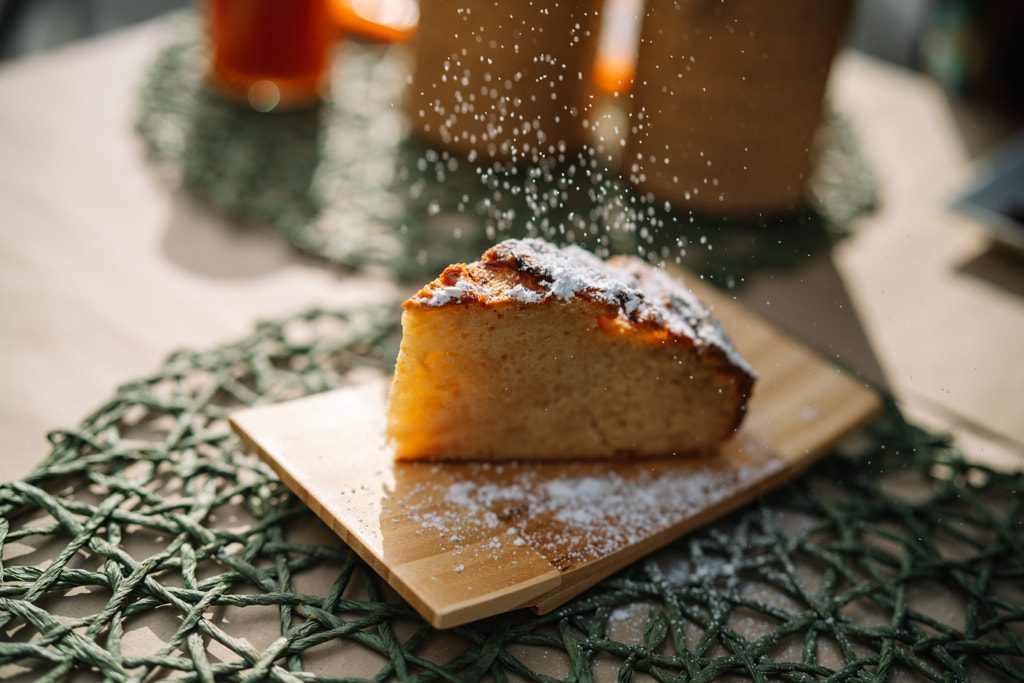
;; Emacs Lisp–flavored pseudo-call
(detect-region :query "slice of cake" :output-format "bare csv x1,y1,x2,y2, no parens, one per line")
385,238,755,461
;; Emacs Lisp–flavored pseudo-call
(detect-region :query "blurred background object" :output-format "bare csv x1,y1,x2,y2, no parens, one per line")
918,0,1024,119
622,0,853,218
0,0,188,60
205,0,336,110
0,0,896,63
4,0,1018,122
592,0,643,96
1,0,1019,129
0,0,413,60
406,0,600,164
330,0,417,43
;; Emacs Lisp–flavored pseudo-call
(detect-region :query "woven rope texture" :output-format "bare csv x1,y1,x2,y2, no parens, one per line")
1,305,1022,682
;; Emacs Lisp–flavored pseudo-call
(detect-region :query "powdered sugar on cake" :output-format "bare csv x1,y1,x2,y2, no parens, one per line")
409,237,753,375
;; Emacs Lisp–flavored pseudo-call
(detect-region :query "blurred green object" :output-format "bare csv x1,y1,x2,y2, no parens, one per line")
922,0,1024,117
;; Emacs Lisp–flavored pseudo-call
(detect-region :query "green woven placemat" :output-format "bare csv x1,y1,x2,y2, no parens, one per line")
136,15,877,287
2,305,1022,682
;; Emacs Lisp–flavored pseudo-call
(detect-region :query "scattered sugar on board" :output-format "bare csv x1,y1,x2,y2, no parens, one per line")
393,455,781,570
605,602,655,646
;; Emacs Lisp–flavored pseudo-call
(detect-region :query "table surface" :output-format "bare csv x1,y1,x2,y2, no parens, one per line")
1,14,1023,680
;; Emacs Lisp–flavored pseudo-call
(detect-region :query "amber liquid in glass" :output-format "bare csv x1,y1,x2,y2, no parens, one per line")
207,0,335,110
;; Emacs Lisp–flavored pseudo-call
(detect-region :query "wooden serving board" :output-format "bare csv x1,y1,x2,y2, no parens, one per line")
230,282,882,629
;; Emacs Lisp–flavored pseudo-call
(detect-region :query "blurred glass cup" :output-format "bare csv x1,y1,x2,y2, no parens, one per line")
623,0,853,218
205,0,337,111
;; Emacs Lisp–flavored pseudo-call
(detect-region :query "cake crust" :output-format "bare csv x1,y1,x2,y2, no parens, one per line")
386,238,755,461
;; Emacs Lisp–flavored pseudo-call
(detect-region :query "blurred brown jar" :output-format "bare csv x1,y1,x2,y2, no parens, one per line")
623,0,853,217
407,0,601,164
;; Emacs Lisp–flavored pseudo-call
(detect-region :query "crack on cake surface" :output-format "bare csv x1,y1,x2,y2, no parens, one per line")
409,238,754,377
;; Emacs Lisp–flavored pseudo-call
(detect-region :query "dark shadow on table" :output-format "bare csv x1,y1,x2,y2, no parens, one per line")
941,89,1022,163
737,252,890,393
158,88,327,279
956,241,1024,300
162,188,312,279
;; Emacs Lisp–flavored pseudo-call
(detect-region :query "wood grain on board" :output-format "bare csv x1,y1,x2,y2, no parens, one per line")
230,278,882,628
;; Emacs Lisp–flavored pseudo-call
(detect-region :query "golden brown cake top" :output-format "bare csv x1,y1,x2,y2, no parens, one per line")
406,238,754,375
